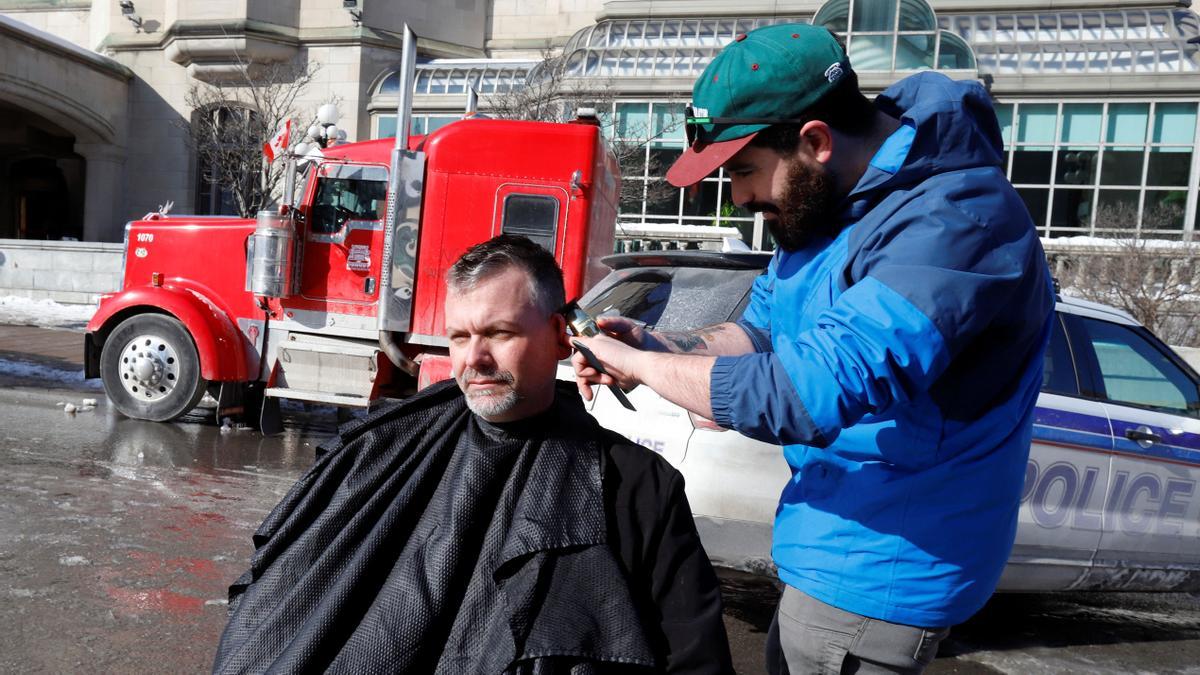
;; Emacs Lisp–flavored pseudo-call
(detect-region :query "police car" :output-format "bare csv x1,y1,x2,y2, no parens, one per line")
564,250,1200,592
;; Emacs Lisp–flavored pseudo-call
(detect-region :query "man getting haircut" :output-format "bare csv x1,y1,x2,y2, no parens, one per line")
214,234,733,674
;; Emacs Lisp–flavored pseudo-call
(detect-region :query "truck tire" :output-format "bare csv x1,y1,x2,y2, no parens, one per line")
100,314,208,422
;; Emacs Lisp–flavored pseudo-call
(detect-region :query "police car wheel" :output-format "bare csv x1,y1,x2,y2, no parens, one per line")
100,314,208,422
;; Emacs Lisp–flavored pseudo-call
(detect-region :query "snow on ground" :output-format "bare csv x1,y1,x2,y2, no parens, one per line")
0,296,96,331
1042,235,1200,251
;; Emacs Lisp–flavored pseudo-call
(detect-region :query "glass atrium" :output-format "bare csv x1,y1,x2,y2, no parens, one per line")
370,0,1200,247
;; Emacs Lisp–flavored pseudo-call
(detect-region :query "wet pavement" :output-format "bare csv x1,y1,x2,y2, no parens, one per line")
2,365,1199,673
0,376,336,673
718,569,1200,674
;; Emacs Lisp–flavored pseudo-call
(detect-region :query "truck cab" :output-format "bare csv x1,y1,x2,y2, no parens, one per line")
85,115,620,424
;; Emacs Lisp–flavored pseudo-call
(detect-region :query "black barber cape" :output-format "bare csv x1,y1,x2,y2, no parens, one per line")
213,380,733,674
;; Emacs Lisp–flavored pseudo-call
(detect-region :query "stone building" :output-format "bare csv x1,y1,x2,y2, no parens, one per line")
2,0,1198,248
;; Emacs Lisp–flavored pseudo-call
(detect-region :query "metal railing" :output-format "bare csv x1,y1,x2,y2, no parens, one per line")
613,223,744,252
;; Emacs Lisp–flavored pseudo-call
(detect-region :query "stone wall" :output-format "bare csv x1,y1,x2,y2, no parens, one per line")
487,0,602,52
0,239,122,304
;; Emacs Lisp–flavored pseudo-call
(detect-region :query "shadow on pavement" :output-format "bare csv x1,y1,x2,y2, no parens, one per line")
941,591,1200,657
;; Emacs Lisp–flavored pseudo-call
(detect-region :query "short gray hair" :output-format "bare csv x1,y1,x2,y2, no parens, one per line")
445,234,565,316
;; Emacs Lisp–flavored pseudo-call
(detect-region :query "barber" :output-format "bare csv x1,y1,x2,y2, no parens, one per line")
573,23,1054,674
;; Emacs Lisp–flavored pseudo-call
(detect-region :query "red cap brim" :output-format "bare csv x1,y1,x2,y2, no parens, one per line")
665,132,758,187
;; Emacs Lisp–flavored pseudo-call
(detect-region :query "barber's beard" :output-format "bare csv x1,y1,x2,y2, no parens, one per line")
456,366,520,419
753,159,839,252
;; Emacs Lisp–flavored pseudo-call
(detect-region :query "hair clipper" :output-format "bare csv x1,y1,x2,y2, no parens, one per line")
559,300,636,411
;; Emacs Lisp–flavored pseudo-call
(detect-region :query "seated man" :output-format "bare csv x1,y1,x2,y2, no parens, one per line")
214,235,733,674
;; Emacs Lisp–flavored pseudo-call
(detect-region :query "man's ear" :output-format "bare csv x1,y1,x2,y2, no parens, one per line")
551,313,572,360
799,120,835,165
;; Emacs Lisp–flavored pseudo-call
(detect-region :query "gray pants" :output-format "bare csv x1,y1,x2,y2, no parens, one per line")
770,586,949,674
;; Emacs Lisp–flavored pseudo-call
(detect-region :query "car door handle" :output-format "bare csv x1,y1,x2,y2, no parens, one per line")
1124,426,1161,446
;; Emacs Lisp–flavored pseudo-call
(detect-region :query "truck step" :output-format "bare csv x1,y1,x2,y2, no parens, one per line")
269,333,382,402
263,387,371,407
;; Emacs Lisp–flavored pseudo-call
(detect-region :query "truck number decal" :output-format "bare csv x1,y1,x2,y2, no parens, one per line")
137,233,154,242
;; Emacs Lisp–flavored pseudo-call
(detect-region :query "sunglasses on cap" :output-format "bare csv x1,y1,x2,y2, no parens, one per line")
684,105,809,147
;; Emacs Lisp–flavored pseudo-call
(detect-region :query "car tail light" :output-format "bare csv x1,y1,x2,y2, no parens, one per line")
689,411,726,431
635,256,670,266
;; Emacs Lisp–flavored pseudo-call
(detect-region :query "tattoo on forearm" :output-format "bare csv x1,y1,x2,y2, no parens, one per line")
656,325,728,353
661,331,707,352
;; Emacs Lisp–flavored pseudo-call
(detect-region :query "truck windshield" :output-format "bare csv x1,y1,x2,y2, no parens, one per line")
310,164,388,234
580,266,762,332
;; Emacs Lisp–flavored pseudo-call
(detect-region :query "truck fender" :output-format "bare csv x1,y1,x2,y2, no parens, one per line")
86,286,248,382
417,354,454,391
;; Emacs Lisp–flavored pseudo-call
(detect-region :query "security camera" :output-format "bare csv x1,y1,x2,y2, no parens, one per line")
343,0,362,26
118,0,144,31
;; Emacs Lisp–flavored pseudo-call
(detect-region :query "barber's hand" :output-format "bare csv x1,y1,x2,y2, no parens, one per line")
571,332,645,402
593,315,664,351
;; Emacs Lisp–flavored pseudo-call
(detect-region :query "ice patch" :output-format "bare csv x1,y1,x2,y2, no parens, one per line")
0,296,96,330
0,357,103,390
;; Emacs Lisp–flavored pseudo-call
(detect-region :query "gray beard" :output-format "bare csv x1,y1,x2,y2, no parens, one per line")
456,367,521,419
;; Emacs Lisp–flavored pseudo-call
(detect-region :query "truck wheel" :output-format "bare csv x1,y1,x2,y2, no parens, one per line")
100,314,208,422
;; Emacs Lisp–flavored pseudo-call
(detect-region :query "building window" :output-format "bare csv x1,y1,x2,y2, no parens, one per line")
813,0,977,72
997,100,1198,238
373,114,460,139
600,100,764,248
193,106,260,216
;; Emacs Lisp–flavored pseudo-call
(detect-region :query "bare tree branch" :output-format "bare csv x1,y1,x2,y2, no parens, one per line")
484,52,681,210
1063,202,1200,346
180,59,320,218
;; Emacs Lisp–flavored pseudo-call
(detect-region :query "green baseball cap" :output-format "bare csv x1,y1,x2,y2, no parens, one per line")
666,23,852,187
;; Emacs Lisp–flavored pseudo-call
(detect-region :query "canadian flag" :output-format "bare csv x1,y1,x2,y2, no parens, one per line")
262,119,292,162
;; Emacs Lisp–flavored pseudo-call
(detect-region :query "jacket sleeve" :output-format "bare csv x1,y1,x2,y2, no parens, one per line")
734,257,775,353
710,192,1045,447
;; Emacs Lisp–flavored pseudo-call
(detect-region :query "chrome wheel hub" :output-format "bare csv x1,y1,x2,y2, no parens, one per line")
118,333,181,402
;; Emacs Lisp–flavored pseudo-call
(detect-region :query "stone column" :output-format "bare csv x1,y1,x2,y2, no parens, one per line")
76,143,129,243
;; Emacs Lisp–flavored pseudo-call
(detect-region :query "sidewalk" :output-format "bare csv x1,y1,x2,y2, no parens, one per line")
0,324,85,371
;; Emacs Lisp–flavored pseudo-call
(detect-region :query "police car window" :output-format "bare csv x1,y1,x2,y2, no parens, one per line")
580,267,761,332
502,194,558,252
1078,316,1200,417
1042,313,1079,396
310,165,388,234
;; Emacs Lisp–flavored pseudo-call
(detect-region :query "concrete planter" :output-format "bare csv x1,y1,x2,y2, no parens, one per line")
0,239,123,305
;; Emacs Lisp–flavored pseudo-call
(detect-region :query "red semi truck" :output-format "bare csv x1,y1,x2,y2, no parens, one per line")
84,28,619,426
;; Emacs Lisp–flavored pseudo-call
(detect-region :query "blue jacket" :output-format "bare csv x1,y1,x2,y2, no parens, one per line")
709,72,1055,627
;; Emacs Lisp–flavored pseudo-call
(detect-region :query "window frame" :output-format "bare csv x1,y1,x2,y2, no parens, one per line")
1041,311,1082,397
492,183,568,259
500,192,561,254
